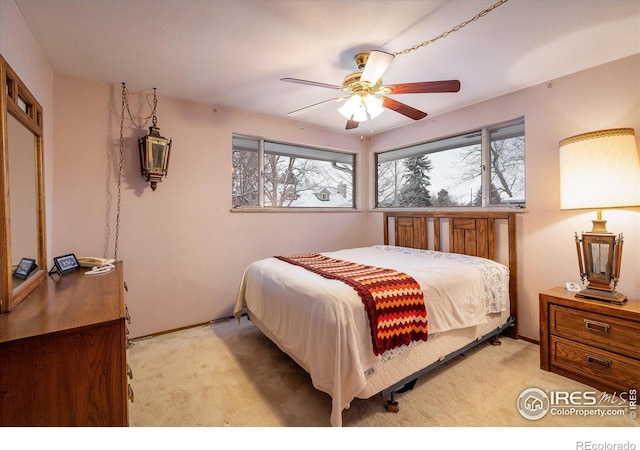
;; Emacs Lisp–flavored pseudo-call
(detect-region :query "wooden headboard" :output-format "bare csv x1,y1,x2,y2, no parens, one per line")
383,211,518,338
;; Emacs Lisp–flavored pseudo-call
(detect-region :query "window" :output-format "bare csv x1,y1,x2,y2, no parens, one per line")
232,135,355,208
376,118,525,208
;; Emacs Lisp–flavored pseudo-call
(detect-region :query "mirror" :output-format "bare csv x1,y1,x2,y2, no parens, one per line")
589,241,610,276
583,234,615,286
0,55,47,312
8,114,39,283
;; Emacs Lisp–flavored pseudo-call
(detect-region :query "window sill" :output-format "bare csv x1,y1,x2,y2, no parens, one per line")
371,206,528,213
230,207,363,213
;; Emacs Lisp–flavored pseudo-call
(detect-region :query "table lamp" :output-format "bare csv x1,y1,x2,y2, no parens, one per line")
559,128,640,304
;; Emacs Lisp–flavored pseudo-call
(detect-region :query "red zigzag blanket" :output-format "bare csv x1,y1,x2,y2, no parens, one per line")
275,253,428,355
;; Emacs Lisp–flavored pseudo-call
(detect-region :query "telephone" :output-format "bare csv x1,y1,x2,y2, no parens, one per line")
77,257,115,268
78,257,116,276
565,282,581,292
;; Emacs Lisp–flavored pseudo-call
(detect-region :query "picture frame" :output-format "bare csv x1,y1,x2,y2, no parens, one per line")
49,253,80,276
13,257,38,279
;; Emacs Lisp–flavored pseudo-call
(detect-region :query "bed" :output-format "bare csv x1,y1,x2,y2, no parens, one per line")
234,211,518,426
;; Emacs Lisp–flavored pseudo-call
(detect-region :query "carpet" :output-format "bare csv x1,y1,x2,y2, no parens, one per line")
127,315,638,428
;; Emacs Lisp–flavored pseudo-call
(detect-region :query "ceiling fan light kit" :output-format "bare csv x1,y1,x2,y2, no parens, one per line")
338,93,384,122
282,0,509,130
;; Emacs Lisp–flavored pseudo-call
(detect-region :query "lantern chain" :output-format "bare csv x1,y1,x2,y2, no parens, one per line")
114,83,127,261
392,0,509,57
121,83,157,129
114,84,161,259
152,88,158,127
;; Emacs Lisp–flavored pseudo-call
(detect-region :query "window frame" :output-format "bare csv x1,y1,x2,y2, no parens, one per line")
374,117,525,210
232,134,357,210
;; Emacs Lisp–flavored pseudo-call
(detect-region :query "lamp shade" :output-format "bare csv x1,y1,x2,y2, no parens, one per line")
559,128,640,210
363,95,384,119
338,95,365,121
338,94,385,122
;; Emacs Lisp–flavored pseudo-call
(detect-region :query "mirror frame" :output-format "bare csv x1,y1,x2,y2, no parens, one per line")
0,55,47,312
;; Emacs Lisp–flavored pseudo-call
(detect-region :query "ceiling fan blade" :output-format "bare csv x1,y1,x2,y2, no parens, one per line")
386,80,461,95
287,97,343,116
360,50,395,85
281,77,341,90
381,96,428,121
346,118,359,130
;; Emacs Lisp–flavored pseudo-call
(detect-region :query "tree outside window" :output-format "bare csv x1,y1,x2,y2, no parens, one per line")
376,118,525,208
232,135,355,209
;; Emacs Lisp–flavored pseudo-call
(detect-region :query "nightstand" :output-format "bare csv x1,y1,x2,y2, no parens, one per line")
540,287,640,394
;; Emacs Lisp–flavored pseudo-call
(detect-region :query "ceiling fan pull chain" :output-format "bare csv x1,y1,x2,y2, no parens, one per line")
393,0,510,56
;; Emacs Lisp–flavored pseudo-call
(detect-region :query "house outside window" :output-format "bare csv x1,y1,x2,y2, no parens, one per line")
375,118,525,208
232,135,355,208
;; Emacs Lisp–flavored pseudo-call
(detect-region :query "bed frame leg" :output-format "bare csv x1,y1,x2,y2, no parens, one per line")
386,394,399,413
385,378,417,413
490,335,502,346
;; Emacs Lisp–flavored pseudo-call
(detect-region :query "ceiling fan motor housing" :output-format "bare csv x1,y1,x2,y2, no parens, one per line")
354,52,369,69
342,72,383,96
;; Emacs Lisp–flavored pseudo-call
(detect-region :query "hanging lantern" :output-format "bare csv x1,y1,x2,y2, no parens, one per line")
138,125,172,191
137,88,172,191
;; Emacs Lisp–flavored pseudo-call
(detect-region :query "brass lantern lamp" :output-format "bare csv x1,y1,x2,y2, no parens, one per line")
138,89,172,191
559,128,640,304
573,231,624,302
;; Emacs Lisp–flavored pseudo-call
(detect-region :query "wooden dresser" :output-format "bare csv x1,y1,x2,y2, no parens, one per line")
0,262,130,426
540,287,640,394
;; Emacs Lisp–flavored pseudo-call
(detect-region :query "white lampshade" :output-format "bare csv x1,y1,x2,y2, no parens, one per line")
339,95,365,121
363,95,384,119
559,128,640,210
338,94,385,122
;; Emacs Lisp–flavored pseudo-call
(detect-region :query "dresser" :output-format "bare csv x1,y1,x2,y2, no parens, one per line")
0,262,130,426
539,287,640,394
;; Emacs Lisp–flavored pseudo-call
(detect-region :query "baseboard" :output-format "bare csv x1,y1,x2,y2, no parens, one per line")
517,334,539,345
130,314,239,342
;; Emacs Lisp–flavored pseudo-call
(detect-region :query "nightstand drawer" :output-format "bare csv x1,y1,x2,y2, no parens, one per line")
550,305,640,359
551,336,640,391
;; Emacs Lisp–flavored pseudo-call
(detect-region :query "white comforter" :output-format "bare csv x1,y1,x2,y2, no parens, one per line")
233,245,509,426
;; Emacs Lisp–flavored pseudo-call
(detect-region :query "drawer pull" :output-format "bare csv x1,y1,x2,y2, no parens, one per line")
585,353,611,369
128,384,135,403
584,319,610,333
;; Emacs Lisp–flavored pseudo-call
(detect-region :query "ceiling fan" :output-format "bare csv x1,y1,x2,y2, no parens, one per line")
282,50,461,130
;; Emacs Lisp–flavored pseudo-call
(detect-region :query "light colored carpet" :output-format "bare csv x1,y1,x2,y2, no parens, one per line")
128,315,638,428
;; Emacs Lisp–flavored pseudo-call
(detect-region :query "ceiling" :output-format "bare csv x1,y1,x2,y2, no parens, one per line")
14,0,640,135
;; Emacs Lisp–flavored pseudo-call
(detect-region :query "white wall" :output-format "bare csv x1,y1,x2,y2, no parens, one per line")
366,54,640,341
51,75,365,337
